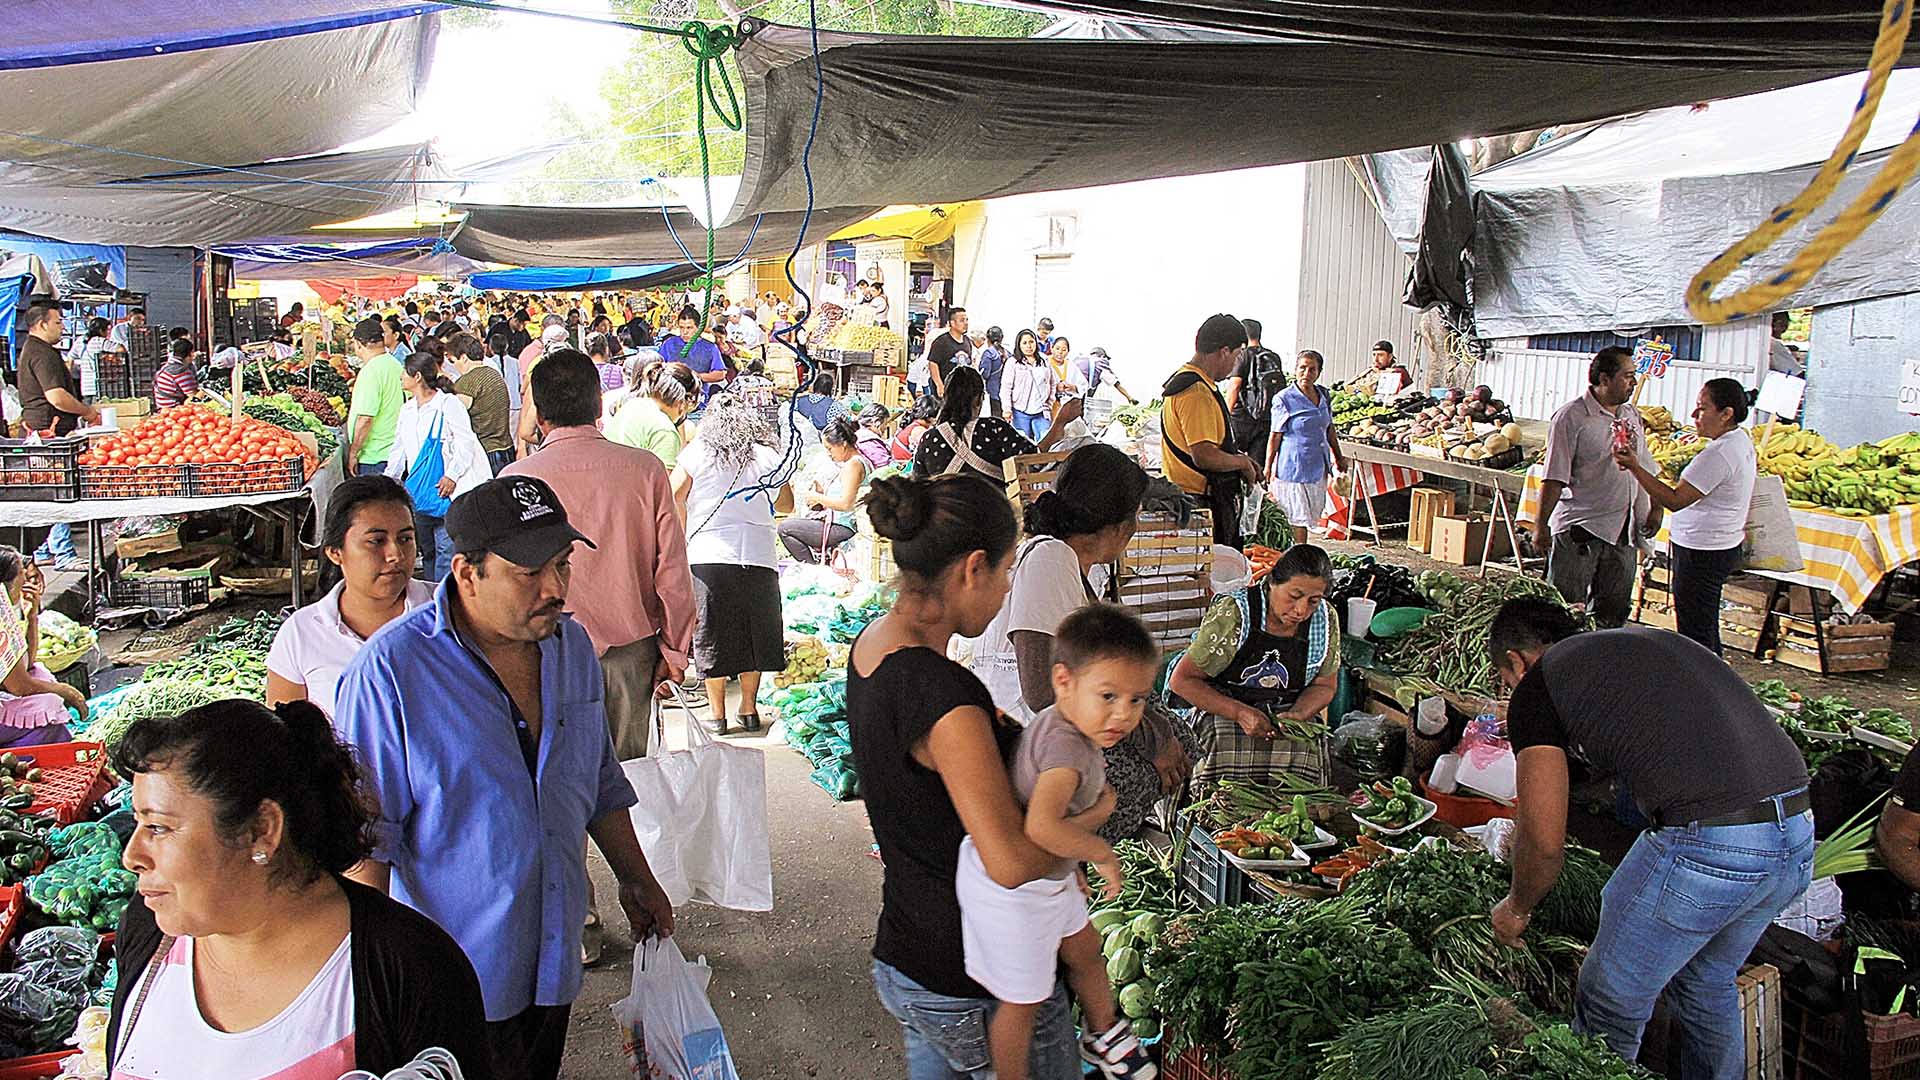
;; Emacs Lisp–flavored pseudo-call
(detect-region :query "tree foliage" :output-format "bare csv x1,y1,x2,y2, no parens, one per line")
504,0,1043,202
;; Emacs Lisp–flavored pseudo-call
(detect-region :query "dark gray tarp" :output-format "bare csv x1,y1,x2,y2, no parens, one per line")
1403,143,1472,311
722,22,1913,223
447,202,879,268
1014,1,1913,65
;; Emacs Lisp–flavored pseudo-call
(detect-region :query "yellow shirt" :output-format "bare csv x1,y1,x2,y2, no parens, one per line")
1160,363,1229,495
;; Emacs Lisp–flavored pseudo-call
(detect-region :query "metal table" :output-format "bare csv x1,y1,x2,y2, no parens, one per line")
1340,444,1535,576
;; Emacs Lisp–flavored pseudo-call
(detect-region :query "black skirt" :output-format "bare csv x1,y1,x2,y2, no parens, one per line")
690,563,785,678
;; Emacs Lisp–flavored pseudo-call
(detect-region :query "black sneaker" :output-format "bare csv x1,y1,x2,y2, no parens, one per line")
1082,1020,1158,1080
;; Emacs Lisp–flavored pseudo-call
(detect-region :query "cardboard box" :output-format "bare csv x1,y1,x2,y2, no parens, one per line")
1430,514,1511,566
1407,487,1458,553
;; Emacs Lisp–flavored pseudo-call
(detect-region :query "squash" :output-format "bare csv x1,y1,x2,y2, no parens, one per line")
1500,422,1523,444
1483,434,1512,455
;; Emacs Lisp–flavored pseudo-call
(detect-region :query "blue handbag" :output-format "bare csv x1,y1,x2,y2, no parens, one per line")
403,413,451,517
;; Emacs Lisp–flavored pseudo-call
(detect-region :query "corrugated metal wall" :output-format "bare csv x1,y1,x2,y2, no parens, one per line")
1805,296,1920,446
123,246,195,333
1293,159,1421,385
1480,318,1770,421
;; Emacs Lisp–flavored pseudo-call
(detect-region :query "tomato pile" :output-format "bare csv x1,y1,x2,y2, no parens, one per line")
79,406,312,469
77,406,318,498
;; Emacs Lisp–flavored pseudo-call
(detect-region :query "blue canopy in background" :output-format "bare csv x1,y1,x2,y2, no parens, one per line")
467,264,695,292
0,1,442,69
216,237,487,280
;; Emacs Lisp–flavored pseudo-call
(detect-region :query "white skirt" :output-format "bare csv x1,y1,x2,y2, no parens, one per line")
1271,479,1328,531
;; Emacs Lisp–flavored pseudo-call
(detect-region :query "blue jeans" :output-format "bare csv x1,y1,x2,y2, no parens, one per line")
871,960,1079,1080
36,524,75,561
1012,410,1050,441
1575,798,1814,1080
355,461,387,477
414,512,451,581
487,448,516,476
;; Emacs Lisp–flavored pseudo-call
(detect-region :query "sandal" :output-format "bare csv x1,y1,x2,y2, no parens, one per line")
1082,1020,1158,1080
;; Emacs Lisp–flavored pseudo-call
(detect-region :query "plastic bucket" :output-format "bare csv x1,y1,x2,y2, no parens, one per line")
1346,597,1378,635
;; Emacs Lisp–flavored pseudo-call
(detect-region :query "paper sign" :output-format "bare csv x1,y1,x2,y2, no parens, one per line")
1900,358,1920,416
1758,372,1807,419
1633,336,1675,379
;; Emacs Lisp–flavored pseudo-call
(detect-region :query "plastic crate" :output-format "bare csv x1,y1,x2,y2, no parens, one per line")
0,438,83,503
108,573,212,611
1177,816,1247,910
189,455,306,496
19,742,111,826
78,463,192,500
1419,780,1514,829
0,930,113,1079
1864,1012,1920,1079
0,885,22,960
1164,1043,1232,1080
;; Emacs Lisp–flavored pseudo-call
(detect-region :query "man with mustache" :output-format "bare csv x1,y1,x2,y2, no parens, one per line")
334,474,674,1080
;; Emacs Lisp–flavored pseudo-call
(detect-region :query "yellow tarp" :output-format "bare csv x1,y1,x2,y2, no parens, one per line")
829,203,976,245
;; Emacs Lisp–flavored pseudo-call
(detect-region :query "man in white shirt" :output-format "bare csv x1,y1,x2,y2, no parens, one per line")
727,307,766,349
1768,312,1805,377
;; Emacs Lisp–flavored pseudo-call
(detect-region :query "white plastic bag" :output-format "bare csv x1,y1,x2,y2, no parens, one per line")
1742,474,1805,573
621,687,773,912
613,937,742,1080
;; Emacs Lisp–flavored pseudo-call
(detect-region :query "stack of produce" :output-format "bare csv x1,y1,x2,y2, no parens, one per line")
34,612,95,673
1327,557,1424,621
83,611,284,750
242,394,339,457
286,386,344,426
1759,427,1920,515
1375,575,1572,696
78,406,319,480
774,636,839,688
761,679,857,800
1108,400,1161,438
1331,389,1394,430
823,323,904,352
26,822,133,933
0,925,115,1059
786,584,892,644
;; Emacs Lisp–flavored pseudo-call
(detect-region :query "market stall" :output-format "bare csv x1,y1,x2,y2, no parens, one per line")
1340,444,1532,572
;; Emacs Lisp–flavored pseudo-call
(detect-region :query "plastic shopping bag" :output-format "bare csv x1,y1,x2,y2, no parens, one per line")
621,686,773,912
1742,474,1805,573
613,937,742,1080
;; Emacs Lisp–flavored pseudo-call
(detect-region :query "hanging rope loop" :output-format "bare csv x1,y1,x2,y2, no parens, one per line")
1686,0,1920,323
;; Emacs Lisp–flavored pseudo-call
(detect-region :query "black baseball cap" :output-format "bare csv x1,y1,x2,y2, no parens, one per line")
447,476,596,569
1373,339,1396,354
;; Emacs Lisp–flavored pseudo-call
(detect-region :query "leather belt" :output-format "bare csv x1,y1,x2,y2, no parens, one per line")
1660,791,1810,829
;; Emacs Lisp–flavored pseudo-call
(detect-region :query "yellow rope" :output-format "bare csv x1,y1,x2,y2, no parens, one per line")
1686,0,1920,324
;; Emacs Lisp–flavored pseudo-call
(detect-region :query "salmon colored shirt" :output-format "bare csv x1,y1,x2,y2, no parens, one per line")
502,426,695,668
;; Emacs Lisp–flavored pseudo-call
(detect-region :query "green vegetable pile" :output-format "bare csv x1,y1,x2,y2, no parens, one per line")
0,753,55,884
245,396,338,457
763,679,858,800
1088,840,1182,918
1153,898,1431,1080
1093,908,1167,1039
301,361,351,399
1254,498,1293,551
27,822,134,931
1376,574,1572,696
1108,400,1161,438
1248,795,1321,848
34,611,96,668
0,925,115,1057
1413,569,1466,610
138,611,283,696
785,584,892,644
81,679,231,752
1353,776,1425,830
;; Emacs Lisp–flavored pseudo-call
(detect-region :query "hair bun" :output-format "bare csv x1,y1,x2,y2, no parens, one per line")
1024,490,1087,538
864,476,933,541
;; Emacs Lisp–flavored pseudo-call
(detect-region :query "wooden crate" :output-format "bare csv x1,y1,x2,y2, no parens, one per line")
1117,572,1211,652
1773,613,1893,674
870,374,909,412
1004,451,1072,508
1123,510,1214,578
114,525,181,561
1741,963,1783,1080
1631,565,1773,658
1406,487,1457,554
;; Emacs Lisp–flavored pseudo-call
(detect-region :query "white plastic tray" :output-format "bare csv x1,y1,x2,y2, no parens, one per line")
1351,795,1439,837
1852,727,1915,755
1224,842,1310,871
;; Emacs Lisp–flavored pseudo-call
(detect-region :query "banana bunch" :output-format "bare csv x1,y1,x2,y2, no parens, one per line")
1649,432,1705,479
776,637,835,688
1764,428,1920,515
1638,405,1678,435
826,323,905,351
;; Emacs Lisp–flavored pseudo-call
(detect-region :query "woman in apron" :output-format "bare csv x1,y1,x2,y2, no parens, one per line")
1168,544,1340,791
910,367,1078,483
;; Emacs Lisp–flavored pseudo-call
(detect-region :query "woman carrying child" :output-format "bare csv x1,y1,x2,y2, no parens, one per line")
848,475,1150,1080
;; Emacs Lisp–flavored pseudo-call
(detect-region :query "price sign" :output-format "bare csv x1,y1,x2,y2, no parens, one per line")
1633,336,1675,380
1900,358,1920,417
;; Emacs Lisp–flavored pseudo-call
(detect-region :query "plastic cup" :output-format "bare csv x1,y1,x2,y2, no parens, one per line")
1347,597,1378,635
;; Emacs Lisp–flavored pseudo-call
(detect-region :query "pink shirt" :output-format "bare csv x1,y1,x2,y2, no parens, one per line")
503,426,695,668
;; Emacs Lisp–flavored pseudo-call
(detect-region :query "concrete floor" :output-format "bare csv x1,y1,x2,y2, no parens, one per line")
564,697,906,1079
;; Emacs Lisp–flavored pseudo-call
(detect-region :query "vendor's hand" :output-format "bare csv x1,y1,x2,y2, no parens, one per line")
1153,740,1192,795
1051,396,1085,426
1093,859,1124,901
618,877,675,941
653,655,685,699
436,476,456,498
1238,456,1262,486
1491,897,1530,948
53,683,87,722
20,565,43,610
1526,527,1553,562
1234,705,1277,740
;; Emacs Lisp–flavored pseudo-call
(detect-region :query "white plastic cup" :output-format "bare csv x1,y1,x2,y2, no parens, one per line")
98,407,117,430
1347,597,1378,635
1416,696,1448,736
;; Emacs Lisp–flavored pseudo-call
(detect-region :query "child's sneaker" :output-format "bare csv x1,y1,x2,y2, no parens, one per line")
1081,1020,1158,1080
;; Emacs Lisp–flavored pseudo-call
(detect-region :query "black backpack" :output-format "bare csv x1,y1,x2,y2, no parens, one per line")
1240,346,1287,422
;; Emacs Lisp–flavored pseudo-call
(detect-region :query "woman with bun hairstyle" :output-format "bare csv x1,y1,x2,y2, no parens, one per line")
108,699,492,1079
962,444,1195,841
850,474,1093,1080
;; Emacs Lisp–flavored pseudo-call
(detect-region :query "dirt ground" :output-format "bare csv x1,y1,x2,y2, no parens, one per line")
565,701,904,1080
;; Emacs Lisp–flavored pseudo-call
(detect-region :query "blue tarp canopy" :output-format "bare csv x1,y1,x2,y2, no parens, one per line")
466,264,696,292
1,1,442,69
216,237,487,280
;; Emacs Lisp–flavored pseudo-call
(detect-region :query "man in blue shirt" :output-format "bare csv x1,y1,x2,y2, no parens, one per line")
656,304,727,406
335,475,674,1080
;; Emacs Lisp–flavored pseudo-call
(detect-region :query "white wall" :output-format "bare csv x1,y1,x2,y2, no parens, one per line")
953,164,1306,397
1805,296,1920,446
1479,319,1770,422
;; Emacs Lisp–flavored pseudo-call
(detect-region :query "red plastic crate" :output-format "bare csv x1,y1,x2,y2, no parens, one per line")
18,742,110,826
1419,780,1515,829
0,1051,66,1079
1164,1043,1232,1080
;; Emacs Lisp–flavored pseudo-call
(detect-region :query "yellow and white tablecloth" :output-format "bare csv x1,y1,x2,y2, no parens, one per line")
1516,465,1920,613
